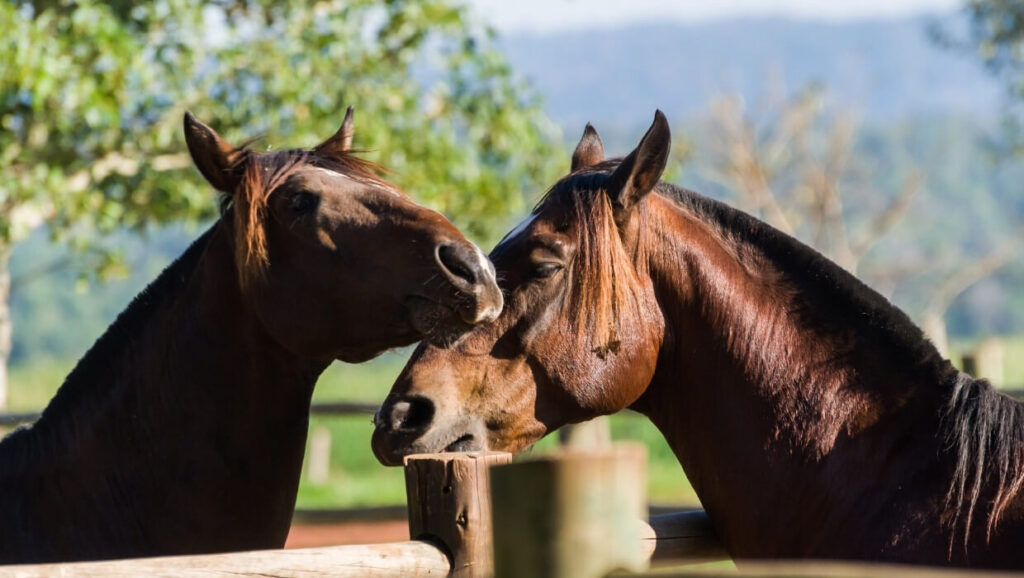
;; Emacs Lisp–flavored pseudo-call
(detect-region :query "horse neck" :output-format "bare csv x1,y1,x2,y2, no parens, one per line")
1,222,330,558
632,191,955,556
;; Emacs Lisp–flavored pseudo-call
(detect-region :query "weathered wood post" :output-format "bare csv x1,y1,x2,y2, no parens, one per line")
976,337,1004,387
307,426,331,485
404,452,512,577
558,416,612,448
490,443,648,578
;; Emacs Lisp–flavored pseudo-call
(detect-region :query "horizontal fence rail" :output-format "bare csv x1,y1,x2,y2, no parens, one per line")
0,541,451,577
0,401,380,428
0,412,39,427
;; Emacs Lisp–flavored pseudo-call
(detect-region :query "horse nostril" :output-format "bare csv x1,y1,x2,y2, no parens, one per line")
437,243,480,287
388,396,435,434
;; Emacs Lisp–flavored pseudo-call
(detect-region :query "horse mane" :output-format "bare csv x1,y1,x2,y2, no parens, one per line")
540,160,1024,553
655,181,1024,552
944,373,1024,552
230,146,389,290
0,228,214,475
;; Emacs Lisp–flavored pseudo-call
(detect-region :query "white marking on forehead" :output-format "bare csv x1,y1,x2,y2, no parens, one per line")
312,166,353,180
311,166,400,197
499,213,537,246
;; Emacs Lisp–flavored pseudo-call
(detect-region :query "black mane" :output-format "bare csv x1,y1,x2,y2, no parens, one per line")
655,181,1024,547
657,180,956,384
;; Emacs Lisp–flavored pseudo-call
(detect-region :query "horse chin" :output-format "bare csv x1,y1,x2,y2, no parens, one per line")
335,348,387,364
406,297,474,348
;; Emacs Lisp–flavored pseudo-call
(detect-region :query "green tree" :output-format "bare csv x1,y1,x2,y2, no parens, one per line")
928,1,1024,345
0,0,561,409
942,1,1024,153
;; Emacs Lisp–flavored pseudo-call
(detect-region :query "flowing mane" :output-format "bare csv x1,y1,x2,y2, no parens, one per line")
652,180,1024,553
944,373,1024,551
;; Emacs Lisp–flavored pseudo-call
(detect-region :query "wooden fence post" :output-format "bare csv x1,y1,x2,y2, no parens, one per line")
490,443,648,578
404,452,512,578
558,416,612,449
307,426,331,485
975,337,1004,387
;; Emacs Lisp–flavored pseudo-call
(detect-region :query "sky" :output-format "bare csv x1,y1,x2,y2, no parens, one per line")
466,0,962,33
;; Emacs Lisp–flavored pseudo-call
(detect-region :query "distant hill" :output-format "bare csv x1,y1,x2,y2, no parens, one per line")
499,15,1003,133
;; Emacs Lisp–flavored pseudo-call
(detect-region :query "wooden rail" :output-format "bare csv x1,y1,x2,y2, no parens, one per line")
0,541,451,577
0,401,379,428
0,411,38,427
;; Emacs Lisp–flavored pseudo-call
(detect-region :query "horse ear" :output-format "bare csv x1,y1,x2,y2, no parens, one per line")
315,106,355,155
605,110,670,224
183,112,245,194
571,123,605,172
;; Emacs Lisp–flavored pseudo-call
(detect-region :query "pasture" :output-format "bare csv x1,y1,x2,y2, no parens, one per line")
6,338,1017,512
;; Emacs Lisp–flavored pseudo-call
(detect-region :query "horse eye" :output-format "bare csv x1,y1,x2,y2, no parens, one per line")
533,262,563,279
288,192,319,213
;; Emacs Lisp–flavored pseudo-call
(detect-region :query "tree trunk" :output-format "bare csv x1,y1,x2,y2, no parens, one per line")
0,245,10,411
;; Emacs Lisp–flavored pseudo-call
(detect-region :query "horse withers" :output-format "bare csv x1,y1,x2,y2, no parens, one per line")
0,108,502,564
373,112,1024,568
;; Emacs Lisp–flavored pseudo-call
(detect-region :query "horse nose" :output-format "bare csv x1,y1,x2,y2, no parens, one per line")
437,242,482,287
435,242,502,324
378,396,435,435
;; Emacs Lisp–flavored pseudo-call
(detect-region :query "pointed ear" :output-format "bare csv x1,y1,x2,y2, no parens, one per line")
571,123,605,172
315,106,355,155
605,110,670,224
184,112,245,193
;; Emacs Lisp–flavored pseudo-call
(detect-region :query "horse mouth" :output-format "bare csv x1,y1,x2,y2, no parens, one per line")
406,296,474,348
444,433,477,453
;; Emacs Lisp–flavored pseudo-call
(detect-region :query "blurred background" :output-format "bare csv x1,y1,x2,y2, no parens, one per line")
2,0,1024,514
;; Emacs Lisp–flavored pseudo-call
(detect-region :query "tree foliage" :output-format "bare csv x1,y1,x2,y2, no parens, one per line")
2,0,560,248
693,86,1024,353
939,1,1024,153
0,0,562,408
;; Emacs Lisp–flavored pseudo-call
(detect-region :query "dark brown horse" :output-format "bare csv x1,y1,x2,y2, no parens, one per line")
373,112,1024,568
0,109,502,564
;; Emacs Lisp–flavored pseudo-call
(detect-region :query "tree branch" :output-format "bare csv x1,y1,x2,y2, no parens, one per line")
924,231,1024,318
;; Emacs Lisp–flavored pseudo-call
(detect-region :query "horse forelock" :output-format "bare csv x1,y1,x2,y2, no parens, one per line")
536,168,651,360
231,147,392,290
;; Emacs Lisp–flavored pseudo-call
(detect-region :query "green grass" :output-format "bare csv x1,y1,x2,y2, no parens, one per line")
8,359,72,411
14,336,1024,510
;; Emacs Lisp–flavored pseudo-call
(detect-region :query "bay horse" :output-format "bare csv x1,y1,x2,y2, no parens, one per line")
373,112,1024,568
0,109,502,564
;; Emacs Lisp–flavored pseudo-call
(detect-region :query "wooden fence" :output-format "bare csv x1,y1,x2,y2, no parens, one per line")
0,401,380,428
0,449,726,577
5,446,1018,577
